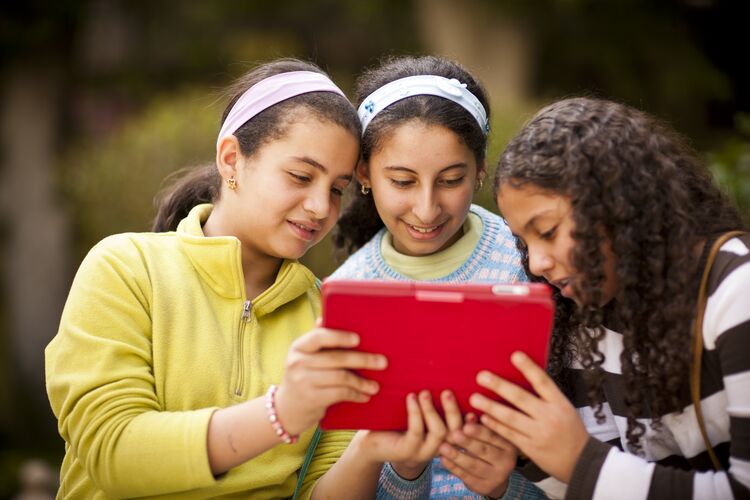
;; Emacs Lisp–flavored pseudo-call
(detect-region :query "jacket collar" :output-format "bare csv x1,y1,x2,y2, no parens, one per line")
175,204,316,315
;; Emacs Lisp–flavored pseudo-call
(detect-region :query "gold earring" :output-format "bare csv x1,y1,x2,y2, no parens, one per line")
475,177,484,191
227,177,237,190
360,184,370,195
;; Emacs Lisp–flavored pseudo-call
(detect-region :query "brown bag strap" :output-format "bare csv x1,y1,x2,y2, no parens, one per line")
691,230,746,471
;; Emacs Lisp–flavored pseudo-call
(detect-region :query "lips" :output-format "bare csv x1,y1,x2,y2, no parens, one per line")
403,220,448,240
410,224,439,233
287,219,321,242
551,277,574,298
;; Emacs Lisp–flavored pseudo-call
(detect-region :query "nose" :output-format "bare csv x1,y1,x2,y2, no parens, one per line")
412,186,441,223
527,243,553,277
302,185,331,220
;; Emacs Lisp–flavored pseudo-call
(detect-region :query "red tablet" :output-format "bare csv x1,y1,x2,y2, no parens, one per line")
319,280,554,431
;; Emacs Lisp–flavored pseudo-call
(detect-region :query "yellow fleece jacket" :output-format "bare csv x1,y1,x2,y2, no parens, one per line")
46,204,353,499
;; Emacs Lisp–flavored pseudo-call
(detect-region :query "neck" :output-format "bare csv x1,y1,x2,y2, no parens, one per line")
242,252,283,301
203,202,284,301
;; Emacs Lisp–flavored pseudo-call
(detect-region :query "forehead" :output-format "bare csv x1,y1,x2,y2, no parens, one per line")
370,120,474,168
497,183,571,230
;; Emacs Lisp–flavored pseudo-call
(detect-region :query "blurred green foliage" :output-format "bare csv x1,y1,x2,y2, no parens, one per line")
62,88,219,261
708,113,750,218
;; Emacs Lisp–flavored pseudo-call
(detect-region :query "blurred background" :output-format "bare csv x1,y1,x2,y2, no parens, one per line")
1,0,748,495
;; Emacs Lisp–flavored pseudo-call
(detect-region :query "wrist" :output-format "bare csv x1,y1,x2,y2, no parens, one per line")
349,431,387,467
390,459,430,480
265,384,299,444
484,480,509,500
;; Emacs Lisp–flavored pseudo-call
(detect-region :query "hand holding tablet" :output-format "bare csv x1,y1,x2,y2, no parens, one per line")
319,280,554,431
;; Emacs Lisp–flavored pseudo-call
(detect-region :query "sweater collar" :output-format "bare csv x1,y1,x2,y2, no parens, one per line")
175,204,316,314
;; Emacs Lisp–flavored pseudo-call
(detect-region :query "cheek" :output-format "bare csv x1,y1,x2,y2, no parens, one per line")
373,191,408,218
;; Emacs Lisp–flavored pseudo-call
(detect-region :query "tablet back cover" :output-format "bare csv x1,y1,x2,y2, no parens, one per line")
319,280,554,431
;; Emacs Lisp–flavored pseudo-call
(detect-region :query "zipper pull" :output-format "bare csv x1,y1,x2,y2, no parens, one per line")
241,300,252,321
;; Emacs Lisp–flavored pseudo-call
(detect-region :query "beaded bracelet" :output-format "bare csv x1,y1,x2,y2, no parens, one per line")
265,384,298,444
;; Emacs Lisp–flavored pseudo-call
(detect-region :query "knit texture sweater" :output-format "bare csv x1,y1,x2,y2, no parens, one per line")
330,204,526,284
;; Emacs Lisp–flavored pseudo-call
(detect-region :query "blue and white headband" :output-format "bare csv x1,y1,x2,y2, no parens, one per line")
357,75,489,135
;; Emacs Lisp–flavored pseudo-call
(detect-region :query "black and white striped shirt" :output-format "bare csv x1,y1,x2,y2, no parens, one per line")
526,235,750,500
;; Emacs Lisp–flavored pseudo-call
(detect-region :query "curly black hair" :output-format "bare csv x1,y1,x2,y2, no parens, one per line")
494,97,747,451
332,55,490,256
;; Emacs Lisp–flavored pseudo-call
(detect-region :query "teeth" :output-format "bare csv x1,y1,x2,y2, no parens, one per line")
293,222,313,232
411,225,438,233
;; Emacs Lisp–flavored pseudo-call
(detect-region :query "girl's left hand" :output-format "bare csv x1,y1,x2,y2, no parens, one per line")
469,351,589,483
355,390,448,479
439,411,518,498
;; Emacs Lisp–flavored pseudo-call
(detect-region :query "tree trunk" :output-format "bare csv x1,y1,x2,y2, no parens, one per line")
0,63,70,447
415,0,531,110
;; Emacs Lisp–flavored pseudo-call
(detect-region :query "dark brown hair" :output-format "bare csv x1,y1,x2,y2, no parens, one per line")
333,55,490,256
495,97,746,451
152,58,360,232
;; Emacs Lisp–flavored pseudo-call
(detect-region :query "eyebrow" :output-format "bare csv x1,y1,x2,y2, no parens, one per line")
292,156,353,182
383,163,469,174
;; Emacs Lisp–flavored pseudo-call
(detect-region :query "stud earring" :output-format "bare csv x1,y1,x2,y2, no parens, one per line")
227,177,237,190
360,184,371,195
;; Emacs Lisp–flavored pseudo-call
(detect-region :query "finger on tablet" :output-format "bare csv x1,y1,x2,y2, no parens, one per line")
441,390,463,432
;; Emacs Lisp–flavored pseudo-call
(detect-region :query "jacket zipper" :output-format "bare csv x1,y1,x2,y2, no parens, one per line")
233,299,252,396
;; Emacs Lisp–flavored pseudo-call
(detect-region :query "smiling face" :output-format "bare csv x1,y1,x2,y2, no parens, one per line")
496,182,618,305
212,115,359,262
359,120,482,256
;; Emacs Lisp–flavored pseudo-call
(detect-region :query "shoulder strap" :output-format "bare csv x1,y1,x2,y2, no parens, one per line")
691,230,745,471
292,427,322,500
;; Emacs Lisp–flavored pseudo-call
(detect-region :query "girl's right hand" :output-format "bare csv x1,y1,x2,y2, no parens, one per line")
355,390,448,479
275,326,388,436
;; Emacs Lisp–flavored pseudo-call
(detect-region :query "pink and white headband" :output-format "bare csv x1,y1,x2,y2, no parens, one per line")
216,70,346,151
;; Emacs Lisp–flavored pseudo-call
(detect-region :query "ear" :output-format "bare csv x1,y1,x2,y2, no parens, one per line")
215,136,241,182
355,160,371,186
476,160,487,184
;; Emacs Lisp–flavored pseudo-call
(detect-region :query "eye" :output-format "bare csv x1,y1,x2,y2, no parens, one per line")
390,178,414,188
289,172,311,183
540,227,556,240
439,176,465,187
331,186,344,197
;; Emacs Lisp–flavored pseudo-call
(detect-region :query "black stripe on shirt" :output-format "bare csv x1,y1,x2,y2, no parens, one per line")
715,318,750,377
730,415,750,462
700,344,729,401
566,438,612,500
646,462,694,500
729,474,750,499
566,368,656,419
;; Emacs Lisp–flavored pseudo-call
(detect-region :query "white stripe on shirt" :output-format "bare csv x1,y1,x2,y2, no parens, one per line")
693,469,734,499
703,260,750,349
593,448,656,500
725,370,750,417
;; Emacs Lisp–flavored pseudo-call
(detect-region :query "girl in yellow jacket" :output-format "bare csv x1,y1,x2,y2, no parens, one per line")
46,59,449,499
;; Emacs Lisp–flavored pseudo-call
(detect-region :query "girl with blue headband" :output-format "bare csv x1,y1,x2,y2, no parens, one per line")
45,59,447,499
330,56,545,499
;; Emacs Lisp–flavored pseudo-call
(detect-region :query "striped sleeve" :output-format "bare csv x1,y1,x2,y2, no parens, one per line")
565,236,750,500
704,237,750,498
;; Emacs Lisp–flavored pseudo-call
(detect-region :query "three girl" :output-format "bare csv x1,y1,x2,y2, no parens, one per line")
330,55,544,499
478,97,749,499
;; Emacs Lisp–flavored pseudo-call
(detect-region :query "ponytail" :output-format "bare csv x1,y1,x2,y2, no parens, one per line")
152,165,220,232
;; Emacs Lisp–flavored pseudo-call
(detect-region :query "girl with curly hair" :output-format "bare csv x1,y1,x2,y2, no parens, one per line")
473,96,749,499
330,55,544,499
